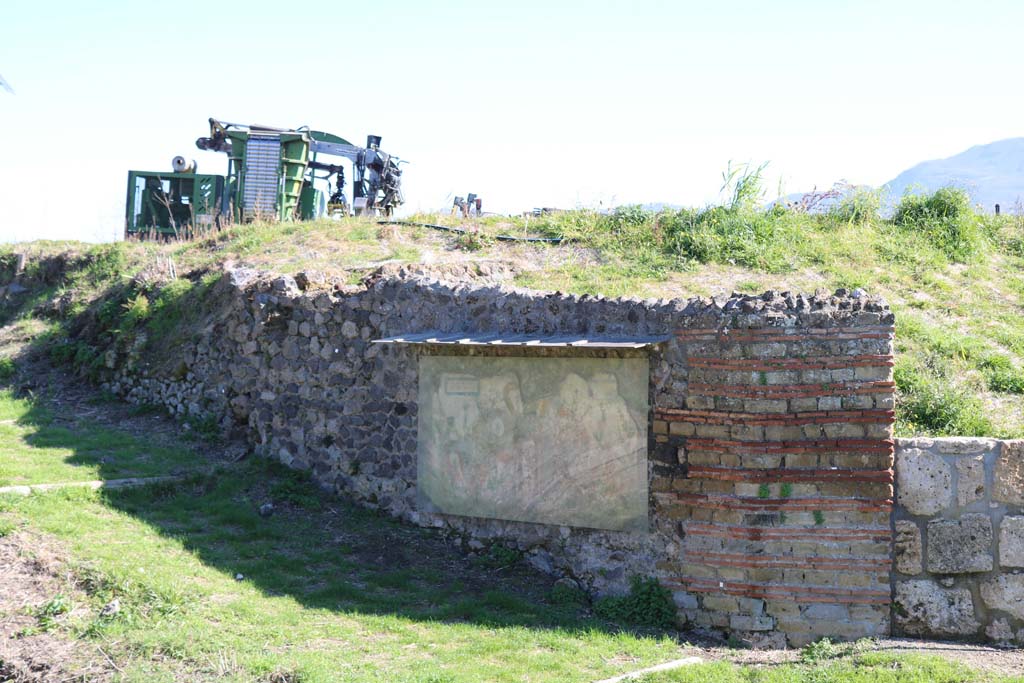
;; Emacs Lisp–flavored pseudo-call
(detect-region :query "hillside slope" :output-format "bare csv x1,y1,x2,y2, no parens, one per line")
1,193,1023,437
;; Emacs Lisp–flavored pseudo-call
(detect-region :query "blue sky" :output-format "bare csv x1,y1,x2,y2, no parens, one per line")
2,0,1023,242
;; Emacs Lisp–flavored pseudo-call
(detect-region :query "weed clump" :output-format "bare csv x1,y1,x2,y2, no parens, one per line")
472,544,523,569
829,187,882,224
548,581,589,606
894,187,985,261
0,356,15,382
895,358,993,436
593,575,676,629
800,637,874,663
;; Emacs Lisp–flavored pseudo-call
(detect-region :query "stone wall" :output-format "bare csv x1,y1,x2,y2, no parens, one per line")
893,437,1024,644
100,265,897,646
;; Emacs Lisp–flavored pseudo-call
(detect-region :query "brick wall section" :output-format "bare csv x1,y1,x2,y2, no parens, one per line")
653,321,896,646
99,266,896,647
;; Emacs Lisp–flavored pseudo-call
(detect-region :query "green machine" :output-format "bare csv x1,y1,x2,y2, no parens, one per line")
125,118,404,238
125,159,224,238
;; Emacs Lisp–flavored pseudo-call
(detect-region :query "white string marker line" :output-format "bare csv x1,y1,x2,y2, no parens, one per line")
593,656,704,683
0,473,201,496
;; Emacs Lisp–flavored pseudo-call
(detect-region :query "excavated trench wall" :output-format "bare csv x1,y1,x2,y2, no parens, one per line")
101,266,909,647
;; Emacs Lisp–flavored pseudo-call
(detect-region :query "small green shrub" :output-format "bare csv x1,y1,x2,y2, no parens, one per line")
0,356,15,382
473,544,522,569
269,469,323,511
987,367,1024,394
895,359,993,436
721,161,768,212
894,187,985,261
593,576,676,629
800,637,875,663
549,582,589,606
146,278,196,339
84,243,128,284
800,638,843,663
662,206,801,272
830,187,881,224
453,228,492,252
120,293,151,328
31,593,72,632
184,413,220,442
0,517,17,537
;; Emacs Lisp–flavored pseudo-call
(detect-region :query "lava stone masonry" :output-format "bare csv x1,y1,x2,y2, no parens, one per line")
101,265,906,646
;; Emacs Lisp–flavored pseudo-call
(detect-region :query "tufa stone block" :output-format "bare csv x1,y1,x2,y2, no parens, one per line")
729,614,775,632
937,438,997,455
986,618,1015,646
894,520,923,575
998,515,1024,569
980,574,1024,620
894,580,981,637
994,441,1024,505
926,514,994,574
956,455,986,507
896,448,952,516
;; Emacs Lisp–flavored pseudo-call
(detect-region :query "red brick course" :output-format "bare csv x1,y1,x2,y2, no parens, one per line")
656,408,894,426
685,355,893,370
674,326,895,344
681,437,894,455
685,465,894,484
683,521,892,542
687,381,894,399
692,552,892,571
657,492,892,512
666,577,891,604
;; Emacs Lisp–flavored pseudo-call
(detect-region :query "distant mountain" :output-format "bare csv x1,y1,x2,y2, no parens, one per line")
882,138,1024,212
774,138,1024,214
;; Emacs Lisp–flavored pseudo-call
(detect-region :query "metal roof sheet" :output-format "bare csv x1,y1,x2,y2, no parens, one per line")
372,332,669,349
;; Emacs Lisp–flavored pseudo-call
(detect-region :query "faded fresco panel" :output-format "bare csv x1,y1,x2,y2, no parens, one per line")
417,355,649,531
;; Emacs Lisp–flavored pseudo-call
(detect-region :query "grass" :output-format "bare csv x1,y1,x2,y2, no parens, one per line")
1,370,1020,681
0,392,689,682
0,390,203,487
3,186,1024,437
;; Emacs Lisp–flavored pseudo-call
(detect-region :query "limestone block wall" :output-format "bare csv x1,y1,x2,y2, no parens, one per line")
99,266,897,646
893,438,1024,644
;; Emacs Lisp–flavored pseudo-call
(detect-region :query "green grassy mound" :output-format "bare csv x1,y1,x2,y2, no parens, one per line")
2,185,1023,437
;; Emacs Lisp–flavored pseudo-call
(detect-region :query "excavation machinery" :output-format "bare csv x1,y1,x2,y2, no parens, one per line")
125,118,404,238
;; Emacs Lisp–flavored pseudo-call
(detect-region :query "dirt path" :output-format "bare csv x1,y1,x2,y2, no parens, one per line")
694,636,1024,676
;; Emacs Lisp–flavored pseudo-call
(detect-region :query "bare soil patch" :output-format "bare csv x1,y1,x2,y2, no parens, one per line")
0,532,114,682
694,637,1024,676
